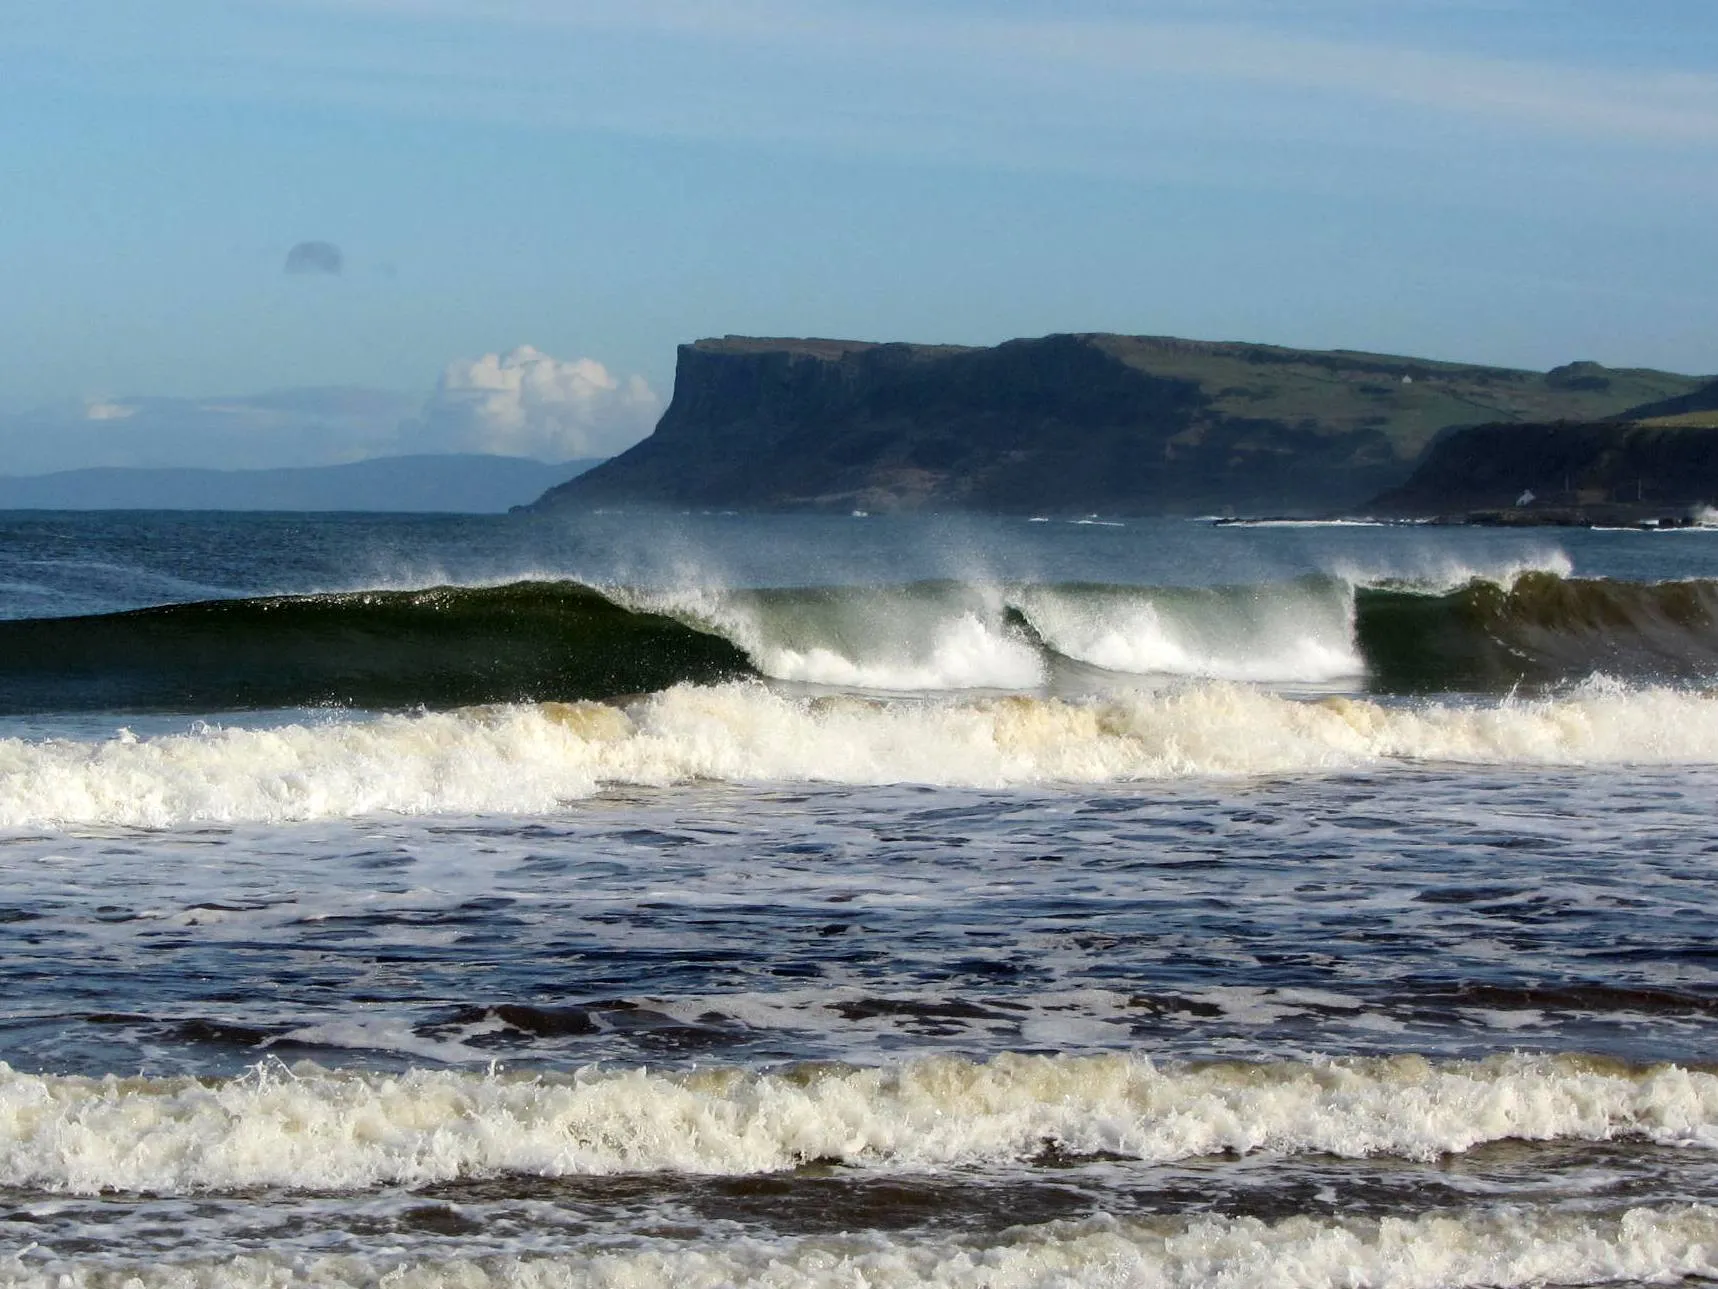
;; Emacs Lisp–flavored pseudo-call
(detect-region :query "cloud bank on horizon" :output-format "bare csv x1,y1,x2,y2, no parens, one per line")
0,347,660,475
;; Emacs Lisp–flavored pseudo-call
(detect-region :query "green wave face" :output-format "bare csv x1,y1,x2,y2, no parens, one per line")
6,573,1718,714
0,582,757,714
1357,572,1718,693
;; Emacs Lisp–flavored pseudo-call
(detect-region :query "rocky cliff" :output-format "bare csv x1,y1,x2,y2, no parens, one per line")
1369,417,1718,519
530,334,1703,515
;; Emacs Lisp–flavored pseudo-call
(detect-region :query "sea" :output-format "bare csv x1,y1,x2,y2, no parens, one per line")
2,507,1718,1288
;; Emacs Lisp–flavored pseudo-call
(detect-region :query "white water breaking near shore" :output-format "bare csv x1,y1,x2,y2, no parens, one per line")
4,679,1718,828
7,1204,1718,1288
0,1051,1714,1194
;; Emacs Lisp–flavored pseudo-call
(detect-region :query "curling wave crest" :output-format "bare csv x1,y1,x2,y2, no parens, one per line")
5,680,1718,827
655,578,1362,690
6,568,1718,711
1,1052,1714,1193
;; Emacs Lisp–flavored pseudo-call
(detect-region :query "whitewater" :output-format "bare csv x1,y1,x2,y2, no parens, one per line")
2,510,1718,1287
5,680,1718,828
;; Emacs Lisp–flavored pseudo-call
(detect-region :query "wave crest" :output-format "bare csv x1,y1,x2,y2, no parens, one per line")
1,1051,1712,1193
5,570,1718,713
5,681,1718,828
9,1205,1718,1287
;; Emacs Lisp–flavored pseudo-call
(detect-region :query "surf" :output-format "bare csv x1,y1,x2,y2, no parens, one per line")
7,1202,1718,1287
5,680,1718,828
3,569,1718,717
0,1051,1712,1193
1355,571,1718,691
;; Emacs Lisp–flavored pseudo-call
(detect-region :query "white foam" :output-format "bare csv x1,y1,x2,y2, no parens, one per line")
752,611,1044,690
4,1205,1716,1286
0,1051,1713,1194
1016,584,1361,683
272,1018,506,1066
644,584,1046,691
5,680,1718,828
26,1205,1717,1289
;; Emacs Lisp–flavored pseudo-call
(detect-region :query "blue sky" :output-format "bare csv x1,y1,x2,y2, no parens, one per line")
2,1,1715,468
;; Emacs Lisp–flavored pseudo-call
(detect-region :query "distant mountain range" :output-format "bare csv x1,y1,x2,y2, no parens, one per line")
530,334,1707,516
0,454,599,513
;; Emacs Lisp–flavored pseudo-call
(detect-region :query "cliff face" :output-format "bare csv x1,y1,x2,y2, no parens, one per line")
1370,420,1718,517
532,334,1703,516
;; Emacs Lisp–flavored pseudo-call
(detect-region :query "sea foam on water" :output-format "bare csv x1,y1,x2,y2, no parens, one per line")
3,680,1718,828
0,1052,1713,1193
5,1204,1718,1288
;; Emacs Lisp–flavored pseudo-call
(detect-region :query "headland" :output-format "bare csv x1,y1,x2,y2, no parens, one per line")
527,334,1710,518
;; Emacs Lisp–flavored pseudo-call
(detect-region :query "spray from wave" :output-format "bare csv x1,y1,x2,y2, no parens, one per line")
648,583,1047,691
1011,580,1359,683
1331,548,1575,595
2,565,1717,715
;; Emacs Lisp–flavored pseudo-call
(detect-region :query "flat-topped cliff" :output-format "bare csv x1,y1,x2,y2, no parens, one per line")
530,334,1704,515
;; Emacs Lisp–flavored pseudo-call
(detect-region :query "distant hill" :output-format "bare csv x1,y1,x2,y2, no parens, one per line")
0,454,600,513
528,334,1704,516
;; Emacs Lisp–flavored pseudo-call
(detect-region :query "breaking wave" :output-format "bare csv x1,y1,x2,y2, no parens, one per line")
10,1204,1716,1289
1358,572,1718,692
1,1051,1713,1193
4,679,1718,828
6,565,1718,713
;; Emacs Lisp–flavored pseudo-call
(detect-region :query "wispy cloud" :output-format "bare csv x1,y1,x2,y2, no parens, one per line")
0,387,421,474
14,0,1714,223
280,0,1718,146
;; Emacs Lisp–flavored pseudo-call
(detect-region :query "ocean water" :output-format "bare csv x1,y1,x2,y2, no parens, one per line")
2,509,1718,1287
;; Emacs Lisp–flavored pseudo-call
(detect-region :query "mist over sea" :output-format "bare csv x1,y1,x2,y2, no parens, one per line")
2,509,1718,1287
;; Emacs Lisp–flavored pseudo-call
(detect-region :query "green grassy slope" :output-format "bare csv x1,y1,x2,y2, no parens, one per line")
1093,338,1701,462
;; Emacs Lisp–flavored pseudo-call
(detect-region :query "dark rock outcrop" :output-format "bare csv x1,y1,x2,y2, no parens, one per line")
1625,377,1718,424
531,334,1702,516
1369,420,1718,519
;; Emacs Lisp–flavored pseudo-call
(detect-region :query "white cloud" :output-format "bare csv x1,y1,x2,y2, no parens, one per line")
0,352,658,475
412,346,661,460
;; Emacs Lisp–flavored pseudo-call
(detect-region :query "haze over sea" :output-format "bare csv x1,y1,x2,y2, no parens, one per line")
0,508,1714,1286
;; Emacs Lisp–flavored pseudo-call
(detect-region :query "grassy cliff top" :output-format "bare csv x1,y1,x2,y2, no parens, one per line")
1085,336,1702,459
689,333,1706,461
691,336,975,359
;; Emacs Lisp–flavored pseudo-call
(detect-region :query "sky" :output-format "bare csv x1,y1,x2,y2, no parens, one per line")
1,0,1715,471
